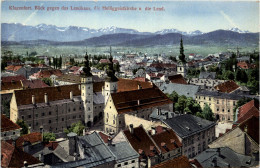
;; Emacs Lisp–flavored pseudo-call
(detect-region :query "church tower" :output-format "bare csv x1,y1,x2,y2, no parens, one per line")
81,52,94,127
177,36,187,77
104,47,118,105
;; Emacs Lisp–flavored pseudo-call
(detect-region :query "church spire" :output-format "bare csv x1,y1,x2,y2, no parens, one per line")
106,46,118,82
81,52,92,77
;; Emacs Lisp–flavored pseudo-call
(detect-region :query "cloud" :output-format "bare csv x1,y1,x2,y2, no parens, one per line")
220,10,239,28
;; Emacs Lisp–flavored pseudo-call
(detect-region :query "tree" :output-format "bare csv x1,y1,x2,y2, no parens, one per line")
16,119,29,135
223,70,234,80
64,121,85,136
114,62,120,72
43,132,56,143
201,104,214,121
200,67,206,72
41,78,52,86
179,37,186,63
59,55,62,68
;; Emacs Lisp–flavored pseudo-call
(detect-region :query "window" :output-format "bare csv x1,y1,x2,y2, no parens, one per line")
62,118,64,121
117,164,121,167
222,109,224,112
124,162,128,165
42,113,45,116
228,109,230,112
22,116,24,120
49,120,52,123
35,114,38,118
28,115,31,118
88,115,90,119
36,122,38,126
49,111,51,115
119,121,121,124
113,120,115,124
13,132,15,135
168,153,170,158
131,160,135,163
209,97,211,101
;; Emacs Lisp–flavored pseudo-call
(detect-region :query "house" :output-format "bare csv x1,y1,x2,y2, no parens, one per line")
1,114,21,140
214,80,240,93
167,74,187,84
104,85,173,134
122,125,161,167
108,141,139,168
195,90,243,122
237,61,256,70
150,126,182,162
1,140,43,167
234,100,259,124
29,69,63,79
1,74,26,82
159,83,199,99
195,147,258,168
188,78,225,91
209,116,259,158
151,156,192,168
163,114,216,158
149,109,175,121
199,72,216,79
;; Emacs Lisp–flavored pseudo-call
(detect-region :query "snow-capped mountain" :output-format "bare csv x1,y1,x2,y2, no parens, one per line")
1,23,253,42
228,27,250,33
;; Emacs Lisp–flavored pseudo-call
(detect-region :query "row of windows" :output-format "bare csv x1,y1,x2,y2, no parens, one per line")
117,160,136,167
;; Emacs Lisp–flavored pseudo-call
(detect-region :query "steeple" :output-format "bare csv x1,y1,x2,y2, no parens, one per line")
81,52,92,77
105,46,118,82
179,36,186,63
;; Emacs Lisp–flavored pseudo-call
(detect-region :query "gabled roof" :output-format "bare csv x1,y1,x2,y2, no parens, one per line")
1,75,26,82
236,100,259,124
124,126,160,157
168,74,187,84
1,81,23,91
163,114,215,138
30,69,63,79
151,127,182,154
111,87,173,114
1,141,41,167
16,132,42,149
238,116,259,144
151,156,192,168
108,141,139,163
195,147,257,168
1,115,21,132
117,78,153,92
214,80,239,93
5,65,23,72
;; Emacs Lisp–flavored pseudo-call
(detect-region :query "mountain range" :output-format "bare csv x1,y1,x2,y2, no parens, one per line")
1,23,259,47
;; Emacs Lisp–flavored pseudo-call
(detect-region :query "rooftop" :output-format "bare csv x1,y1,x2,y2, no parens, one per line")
199,72,216,79
1,75,26,82
16,132,42,149
1,114,21,132
214,80,239,93
168,74,187,85
163,114,215,138
151,156,192,168
236,100,259,124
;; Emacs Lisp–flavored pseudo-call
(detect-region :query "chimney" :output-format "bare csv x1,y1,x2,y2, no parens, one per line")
107,137,112,146
70,91,73,100
137,100,140,105
129,124,134,134
138,84,142,90
32,95,36,105
151,127,156,135
212,157,217,167
24,161,28,168
157,109,160,115
67,132,77,156
44,93,48,104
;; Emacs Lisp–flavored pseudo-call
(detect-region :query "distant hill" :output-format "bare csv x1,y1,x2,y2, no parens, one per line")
3,30,258,47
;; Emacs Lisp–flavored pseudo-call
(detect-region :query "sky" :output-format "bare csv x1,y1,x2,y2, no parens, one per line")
1,1,259,33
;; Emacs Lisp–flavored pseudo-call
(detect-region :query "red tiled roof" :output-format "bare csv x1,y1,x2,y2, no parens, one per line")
117,78,153,92
111,87,173,114
16,132,42,149
70,66,80,71
21,79,50,89
1,81,23,91
14,84,81,106
168,74,187,84
151,156,192,168
237,100,259,124
1,141,41,168
44,141,59,150
1,115,21,132
239,116,259,144
214,80,239,93
98,132,111,143
30,69,63,79
1,75,26,82
99,59,118,64
124,126,160,157
237,61,256,70
133,77,150,82
5,65,23,72
151,127,182,154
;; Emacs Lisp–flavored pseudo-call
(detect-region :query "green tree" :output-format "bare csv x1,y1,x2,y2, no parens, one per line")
16,119,29,135
114,62,120,72
223,70,234,80
41,78,52,86
200,67,206,72
43,132,56,143
202,104,214,121
178,37,186,63
64,121,85,136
